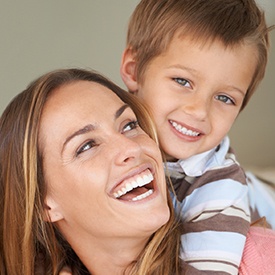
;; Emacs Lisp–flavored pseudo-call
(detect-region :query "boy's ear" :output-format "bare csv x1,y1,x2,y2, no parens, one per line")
120,48,139,93
43,195,64,223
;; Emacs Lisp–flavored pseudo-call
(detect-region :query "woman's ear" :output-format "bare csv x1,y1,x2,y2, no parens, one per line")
120,48,139,93
43,195,64,222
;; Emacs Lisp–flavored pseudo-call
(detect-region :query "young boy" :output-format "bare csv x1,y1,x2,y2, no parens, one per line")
120,0,274,273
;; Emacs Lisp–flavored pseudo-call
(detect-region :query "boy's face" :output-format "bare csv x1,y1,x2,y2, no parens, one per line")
121,35,257,161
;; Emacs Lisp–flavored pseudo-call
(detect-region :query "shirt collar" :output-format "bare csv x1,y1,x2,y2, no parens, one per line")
166,136,231,177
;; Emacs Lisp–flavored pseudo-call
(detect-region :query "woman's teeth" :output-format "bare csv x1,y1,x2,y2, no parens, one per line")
114,169,154,200
170,121,200,136
132,189,153,201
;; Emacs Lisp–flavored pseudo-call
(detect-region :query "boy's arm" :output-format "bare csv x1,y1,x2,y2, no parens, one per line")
173,164,250,275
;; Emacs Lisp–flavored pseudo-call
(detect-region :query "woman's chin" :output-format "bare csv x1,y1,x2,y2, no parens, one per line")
142,205,170,233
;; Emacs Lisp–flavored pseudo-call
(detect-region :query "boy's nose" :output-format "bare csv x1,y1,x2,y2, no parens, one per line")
183,96,210,121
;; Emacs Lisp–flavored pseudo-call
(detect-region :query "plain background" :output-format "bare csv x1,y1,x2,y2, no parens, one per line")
0,0,274,168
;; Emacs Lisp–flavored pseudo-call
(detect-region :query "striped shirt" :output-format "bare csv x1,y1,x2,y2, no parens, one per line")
166,136,251,275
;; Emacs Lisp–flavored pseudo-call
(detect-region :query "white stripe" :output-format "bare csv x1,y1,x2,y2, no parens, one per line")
180,231,246,262
190,261,238,275
192,206,250,222
181,249,241,266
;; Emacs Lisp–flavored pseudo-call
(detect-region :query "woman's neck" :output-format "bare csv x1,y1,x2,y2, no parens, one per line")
66,232,149,274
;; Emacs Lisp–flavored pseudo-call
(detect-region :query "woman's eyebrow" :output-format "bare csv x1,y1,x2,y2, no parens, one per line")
115,104,130,120
62,104,130,154
62,124,96,154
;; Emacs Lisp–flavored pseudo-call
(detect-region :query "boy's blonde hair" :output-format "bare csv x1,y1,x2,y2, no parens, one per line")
126,0,272,109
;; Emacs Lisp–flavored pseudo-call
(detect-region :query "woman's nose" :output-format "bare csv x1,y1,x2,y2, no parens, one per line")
112,134,142,166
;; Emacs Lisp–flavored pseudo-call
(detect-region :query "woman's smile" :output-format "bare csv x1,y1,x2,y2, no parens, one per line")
112,168,155,201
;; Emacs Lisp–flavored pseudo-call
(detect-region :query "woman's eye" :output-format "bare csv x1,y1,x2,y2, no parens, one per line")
215,95,235,105
76,140,96,156
122,120,139,133
173,78,191,88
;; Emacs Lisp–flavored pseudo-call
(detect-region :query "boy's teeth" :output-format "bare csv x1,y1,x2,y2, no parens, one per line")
114,169,153,199
171,121,200,136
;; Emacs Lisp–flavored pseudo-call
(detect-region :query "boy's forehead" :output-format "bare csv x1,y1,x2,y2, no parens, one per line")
149,34,258,92
169,31,259,66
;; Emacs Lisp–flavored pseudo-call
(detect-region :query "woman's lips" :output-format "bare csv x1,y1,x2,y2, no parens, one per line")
113,169,154,201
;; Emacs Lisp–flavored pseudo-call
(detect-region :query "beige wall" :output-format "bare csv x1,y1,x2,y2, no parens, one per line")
0,0,274,168
230,30,275,168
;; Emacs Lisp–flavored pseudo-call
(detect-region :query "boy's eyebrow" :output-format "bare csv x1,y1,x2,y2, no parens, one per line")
62,104,130,153
226,85,246,96
169,64,246,95
168,64,198,74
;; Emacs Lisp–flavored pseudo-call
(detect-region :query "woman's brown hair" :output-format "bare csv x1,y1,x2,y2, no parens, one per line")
0,68,181,274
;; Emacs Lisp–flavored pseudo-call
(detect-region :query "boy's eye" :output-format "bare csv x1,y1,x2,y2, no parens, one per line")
215,95,235,105
173,78,191,88
122,120,139,133
76,140,96,156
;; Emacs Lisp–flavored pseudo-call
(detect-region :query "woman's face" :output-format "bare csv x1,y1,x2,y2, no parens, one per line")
40,80,169,241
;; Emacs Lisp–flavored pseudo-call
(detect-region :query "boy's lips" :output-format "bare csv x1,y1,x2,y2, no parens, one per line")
112,168,155,202
169,120,203,137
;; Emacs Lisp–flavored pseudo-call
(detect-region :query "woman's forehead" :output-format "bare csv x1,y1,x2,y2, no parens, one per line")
38,80,128,154
49,80,123,108
41,81,125,124
39,81,126,137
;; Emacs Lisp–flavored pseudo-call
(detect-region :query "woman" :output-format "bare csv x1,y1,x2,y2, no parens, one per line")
1,68,275,275
0,68,181,274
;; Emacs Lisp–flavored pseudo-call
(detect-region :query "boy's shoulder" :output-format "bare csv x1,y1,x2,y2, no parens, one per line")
171,162,246,202
168,136,247,202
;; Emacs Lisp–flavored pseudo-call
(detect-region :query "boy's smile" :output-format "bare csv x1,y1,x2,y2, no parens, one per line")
132,35,258,161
